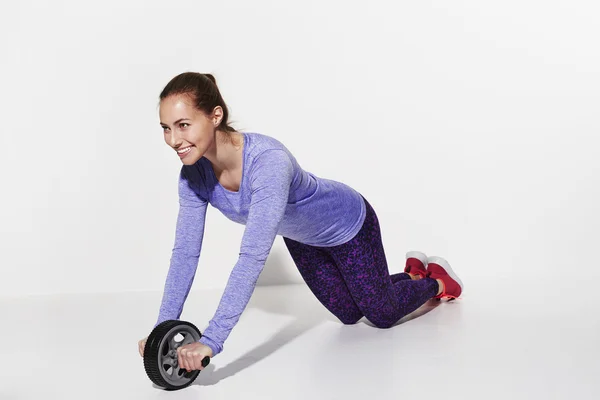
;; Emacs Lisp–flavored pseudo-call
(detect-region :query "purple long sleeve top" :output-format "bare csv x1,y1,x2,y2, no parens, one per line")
155,132,366,356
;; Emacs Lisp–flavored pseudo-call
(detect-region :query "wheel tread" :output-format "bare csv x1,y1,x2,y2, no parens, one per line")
143,320,202,390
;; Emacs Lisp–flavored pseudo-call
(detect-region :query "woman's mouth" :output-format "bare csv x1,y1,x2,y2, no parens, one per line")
177,146,193,158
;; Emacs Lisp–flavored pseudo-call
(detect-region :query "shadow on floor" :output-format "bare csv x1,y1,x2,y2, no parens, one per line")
194,286,441,386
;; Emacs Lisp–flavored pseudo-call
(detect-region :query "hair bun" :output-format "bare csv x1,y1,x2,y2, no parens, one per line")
203,73,217,85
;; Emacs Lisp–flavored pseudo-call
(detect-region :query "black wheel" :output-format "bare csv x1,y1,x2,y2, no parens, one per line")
143,320,210,390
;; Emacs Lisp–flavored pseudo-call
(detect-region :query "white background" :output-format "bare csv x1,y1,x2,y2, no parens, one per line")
1,0,599,300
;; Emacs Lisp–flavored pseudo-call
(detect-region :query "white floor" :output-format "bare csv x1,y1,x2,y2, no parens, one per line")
1,276,598,400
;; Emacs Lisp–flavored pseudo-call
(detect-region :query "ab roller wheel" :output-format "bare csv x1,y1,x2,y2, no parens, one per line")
143,320,210,390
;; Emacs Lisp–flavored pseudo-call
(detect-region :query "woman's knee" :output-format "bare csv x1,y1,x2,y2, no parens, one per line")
335,311,362,325
371,319,396,329
365,312,400,329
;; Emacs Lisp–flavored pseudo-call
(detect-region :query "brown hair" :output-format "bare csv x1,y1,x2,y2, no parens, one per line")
159,72,238,138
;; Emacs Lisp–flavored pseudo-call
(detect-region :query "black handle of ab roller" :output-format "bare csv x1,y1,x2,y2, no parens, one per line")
183,355,210,377
201,355,210,368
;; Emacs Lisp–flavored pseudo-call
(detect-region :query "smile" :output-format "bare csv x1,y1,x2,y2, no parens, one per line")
177,147,192,154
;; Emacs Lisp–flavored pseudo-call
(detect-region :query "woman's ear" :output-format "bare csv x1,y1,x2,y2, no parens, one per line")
212,106,223,126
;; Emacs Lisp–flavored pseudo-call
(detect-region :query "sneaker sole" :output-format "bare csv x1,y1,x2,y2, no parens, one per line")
405,251,428,278
405,251,428,266
427,256,464,296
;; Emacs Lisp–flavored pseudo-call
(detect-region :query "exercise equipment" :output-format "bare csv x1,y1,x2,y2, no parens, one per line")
143,320,210,390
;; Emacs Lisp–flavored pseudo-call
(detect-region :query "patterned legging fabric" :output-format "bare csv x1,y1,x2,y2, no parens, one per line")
283,195,439,328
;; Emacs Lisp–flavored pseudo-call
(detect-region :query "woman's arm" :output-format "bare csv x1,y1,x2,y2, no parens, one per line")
199,149,294,356
155,168,208,326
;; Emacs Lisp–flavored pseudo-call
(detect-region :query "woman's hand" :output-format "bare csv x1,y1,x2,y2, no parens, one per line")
177,342,213,372
138,336,148,357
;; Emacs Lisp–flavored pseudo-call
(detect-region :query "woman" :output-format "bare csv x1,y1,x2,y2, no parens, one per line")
138,72,464,372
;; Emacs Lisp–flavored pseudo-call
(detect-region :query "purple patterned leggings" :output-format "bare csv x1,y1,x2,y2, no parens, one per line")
283,195,439,328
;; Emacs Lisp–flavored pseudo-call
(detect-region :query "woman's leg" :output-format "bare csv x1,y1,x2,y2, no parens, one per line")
391,272,412,283
283,236,363,325
326,195,439,328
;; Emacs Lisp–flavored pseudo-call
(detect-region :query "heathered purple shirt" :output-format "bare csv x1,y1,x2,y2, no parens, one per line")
155,132,366,356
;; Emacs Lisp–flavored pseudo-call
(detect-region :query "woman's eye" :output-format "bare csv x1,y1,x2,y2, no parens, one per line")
180,123,189,128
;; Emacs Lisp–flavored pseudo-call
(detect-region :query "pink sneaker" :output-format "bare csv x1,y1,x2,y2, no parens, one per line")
426,256,464,300
404,251,429,279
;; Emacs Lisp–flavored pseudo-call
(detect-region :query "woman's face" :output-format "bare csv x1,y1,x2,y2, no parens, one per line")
159,94,221,165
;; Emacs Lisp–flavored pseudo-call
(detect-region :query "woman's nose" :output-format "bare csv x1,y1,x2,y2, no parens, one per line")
169,133,181,148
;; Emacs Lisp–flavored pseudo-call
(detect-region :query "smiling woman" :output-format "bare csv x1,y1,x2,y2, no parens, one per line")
158,73,243,175
138,71,464,374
